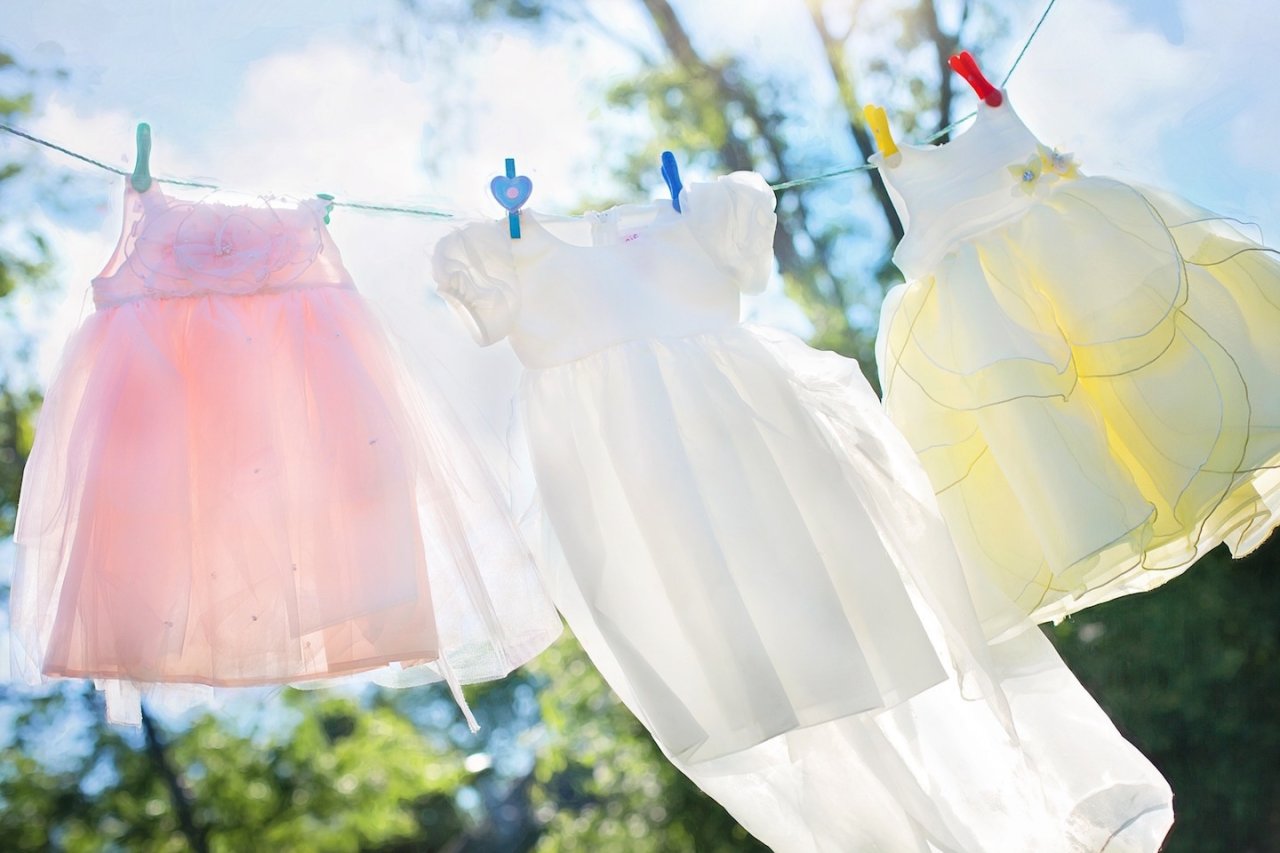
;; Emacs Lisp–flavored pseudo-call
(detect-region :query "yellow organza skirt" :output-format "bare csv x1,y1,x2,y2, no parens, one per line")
878,177,1280,628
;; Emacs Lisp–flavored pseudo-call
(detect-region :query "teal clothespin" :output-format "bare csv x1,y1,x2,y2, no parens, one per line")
316,193,335,224
130,122,152,192
489,158,533,239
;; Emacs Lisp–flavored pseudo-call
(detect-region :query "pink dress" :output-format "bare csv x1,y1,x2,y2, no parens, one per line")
10,181,561,723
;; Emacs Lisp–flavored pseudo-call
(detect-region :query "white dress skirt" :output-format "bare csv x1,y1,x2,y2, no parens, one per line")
432,172,1173,851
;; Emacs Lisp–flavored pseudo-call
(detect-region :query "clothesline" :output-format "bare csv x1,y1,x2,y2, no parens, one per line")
773,0,1057,191
0,123,456,219
0,0,1056,217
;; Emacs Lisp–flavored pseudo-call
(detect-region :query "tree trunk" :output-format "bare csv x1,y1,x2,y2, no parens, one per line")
805,3,905,245
921,0,966,140
141,708,210,853
638,0,853,345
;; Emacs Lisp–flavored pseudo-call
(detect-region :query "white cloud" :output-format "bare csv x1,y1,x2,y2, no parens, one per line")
1007,0,1199,180
213,43,436,199
1009,0,1280,234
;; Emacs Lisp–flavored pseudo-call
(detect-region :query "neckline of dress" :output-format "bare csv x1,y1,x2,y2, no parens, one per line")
126,179,323,216
518,195,686,253
886,96,1025,167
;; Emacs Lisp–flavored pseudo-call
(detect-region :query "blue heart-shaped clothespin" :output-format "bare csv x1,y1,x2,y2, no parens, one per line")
490,175,533,212
490,158,533,238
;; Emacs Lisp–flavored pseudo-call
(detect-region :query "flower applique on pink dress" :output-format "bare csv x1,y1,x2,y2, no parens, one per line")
11,180,561,724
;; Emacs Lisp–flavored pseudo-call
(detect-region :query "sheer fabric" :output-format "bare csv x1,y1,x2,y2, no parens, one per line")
11,182,562,724
875,95,1280,626
432,172,1172,849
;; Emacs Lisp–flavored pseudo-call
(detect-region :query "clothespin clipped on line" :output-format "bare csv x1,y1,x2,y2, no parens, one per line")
863,104,900,160
949,50,1003,107
661,151,683,213
316,193,335,224
490,158,533,239
131,122,152,192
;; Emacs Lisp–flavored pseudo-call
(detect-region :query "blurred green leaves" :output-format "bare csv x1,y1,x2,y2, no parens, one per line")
0,690,478,852
526,636,769,852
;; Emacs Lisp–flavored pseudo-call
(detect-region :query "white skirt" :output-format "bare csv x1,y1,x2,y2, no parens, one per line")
516,323,1172,850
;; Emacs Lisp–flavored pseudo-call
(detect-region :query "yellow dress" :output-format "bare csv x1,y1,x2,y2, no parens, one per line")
875,95,1280,630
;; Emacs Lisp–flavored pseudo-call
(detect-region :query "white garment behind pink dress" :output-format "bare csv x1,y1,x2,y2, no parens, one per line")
11,181,562,724
432,171,1173,851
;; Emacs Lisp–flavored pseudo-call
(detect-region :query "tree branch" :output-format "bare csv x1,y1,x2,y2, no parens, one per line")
141,708,210,853
638,0,851,342
638,0,753,170
920,0,962,139
804,2,904,245
563,0,659,65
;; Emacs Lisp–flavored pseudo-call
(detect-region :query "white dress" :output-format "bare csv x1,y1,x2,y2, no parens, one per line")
432,172,1173,851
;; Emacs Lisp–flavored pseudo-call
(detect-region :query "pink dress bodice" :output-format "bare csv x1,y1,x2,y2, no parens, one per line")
92,185,354,308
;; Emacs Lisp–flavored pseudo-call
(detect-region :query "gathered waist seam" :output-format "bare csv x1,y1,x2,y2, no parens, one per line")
894,202,1035,276
93,279,357,310
519,322,744,372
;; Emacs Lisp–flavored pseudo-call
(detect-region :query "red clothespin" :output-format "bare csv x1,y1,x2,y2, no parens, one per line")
949,51,1003,107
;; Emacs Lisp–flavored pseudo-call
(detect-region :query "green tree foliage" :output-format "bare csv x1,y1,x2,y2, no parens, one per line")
526,637,768,852
0,688,477,851
0,50,52,536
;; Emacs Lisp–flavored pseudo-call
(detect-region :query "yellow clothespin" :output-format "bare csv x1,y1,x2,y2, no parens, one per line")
864,104,899,159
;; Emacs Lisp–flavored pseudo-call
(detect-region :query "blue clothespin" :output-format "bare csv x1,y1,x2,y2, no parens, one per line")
131,123,153,192
490,158,533,239
660,150,683,213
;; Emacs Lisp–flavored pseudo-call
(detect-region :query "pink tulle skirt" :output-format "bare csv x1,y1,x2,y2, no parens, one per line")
12,284,559,722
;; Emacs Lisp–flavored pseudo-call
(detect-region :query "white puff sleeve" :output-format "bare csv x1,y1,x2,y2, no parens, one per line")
431,224,521,346
685,171,779,294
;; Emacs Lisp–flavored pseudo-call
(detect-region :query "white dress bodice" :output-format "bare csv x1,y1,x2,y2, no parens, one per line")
433,173,776,369
875,96,1054,277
